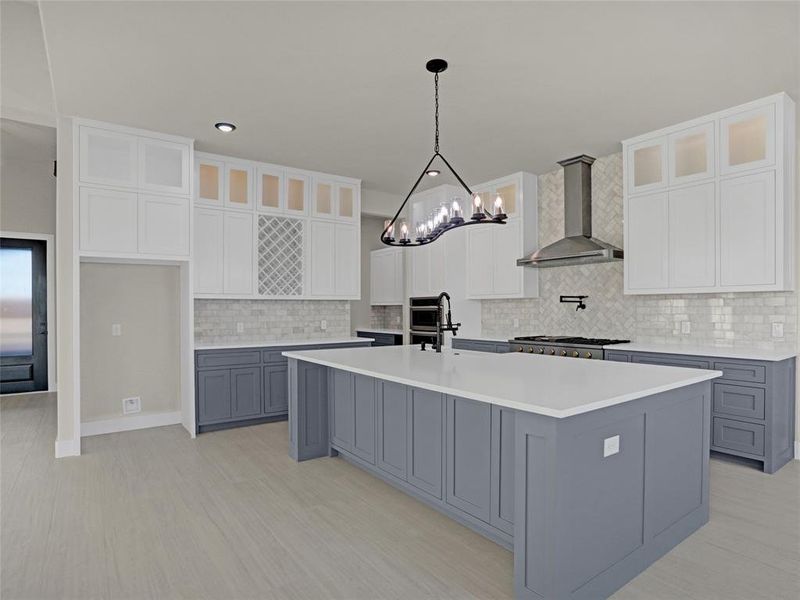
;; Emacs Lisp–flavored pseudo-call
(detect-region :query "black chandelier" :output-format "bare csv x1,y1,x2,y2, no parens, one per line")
381,59,507,247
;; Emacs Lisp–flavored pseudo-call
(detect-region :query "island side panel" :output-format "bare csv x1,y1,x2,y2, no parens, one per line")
514,381,711,600
288,358,330,461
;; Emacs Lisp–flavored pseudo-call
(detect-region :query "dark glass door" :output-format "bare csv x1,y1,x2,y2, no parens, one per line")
0,238,48,393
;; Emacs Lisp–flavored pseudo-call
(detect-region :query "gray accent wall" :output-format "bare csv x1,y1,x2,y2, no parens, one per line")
481,153,798,348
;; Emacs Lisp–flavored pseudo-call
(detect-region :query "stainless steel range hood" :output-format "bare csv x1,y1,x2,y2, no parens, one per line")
517,155,623,268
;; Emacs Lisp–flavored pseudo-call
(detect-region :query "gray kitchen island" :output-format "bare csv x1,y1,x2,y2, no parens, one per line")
284,346,721,600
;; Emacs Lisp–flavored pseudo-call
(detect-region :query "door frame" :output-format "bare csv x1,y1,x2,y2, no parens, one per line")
1,231,56,393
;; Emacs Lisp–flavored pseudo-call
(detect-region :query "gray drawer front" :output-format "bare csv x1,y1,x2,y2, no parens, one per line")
604,351,631,362
713,384,765,420
713,417,765,456
197,351,261,369
631,354,710,370
713,361,766,384
262,350,289,364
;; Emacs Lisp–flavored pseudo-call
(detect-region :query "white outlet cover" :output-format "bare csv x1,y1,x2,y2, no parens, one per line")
772,322,784,338
111,323,122,336
320,320,327,330
603,435,620,458
236,322,244,333
681,321,691,334
122,397,141,415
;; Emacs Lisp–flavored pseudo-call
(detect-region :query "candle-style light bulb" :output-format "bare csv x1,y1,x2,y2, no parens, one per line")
494,195,503,214
450,198,464,224
474,195,482,209
452,200,461,215
400,222,409,242
439,205,449,226
384,219,395,240
471,194,485,220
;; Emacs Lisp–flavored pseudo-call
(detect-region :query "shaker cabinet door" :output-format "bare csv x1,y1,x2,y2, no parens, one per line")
625,191,668,290
720,104,775,176
406,388,444,499
627,136,667,195
79,126,138,188
194,208,224,294
263,364,289,414
139,138,190,195
668,183,715,289
446,396,492,522
223,212,254,294
309,220,335,296
230,367,262,419
138,194,189,257
79,187,139,253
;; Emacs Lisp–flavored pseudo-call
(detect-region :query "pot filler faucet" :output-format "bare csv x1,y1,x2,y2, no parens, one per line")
431,292,460,353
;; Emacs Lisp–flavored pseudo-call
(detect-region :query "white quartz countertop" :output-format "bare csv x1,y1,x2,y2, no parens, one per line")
608,342,797,362
355,328,404,336
283,345,720,418
195,337,373,351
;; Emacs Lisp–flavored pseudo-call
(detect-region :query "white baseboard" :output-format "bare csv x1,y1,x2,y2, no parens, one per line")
795,441,799,460
81,411,182,437
54,438,80,458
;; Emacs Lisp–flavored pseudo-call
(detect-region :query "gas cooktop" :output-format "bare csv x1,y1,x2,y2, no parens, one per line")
511,336,630,346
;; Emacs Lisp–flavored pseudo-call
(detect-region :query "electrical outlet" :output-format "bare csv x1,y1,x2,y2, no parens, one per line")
772,322,784,338
603,435,620,458
236,322,244,334
320,319,327,331
111,323,122,336
681,321,691,334
395,315,401,324
122,397,141,415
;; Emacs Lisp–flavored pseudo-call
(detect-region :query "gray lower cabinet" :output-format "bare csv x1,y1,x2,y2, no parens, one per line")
195,340,371,433
406,388,444,499
490,405,515,535
451,338,511,353
331,370,355,450
376,381,408,479
352,375,376,463
606,349,795,473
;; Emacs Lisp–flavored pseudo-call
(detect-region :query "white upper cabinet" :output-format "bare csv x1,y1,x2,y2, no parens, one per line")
668,183,715,289
466,227,494,297
334,223,358,296
225,162,254,210
626,136,667,195
79,126,138,188
720,103,775,176
309,220,336,296
312,179,359,221
313,180,335,218
719,171,776,288
223,211,253,294
79,187,139,254
139,137,190,195
623,93,794,294
256,166,284,213
370,248,404,305
308,220,360,299
336,183,358,220
624,191,669,291
668,122,714,186
285,173,308,215
138,194,190,256
194,208,224,294
196,157,224,207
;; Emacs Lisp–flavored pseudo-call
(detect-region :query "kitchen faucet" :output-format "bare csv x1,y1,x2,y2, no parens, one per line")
432,291,460,353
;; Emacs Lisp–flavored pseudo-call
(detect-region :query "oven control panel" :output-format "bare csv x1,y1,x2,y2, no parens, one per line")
510,343,601,359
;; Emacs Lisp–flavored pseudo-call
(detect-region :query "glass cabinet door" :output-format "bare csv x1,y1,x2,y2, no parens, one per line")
313,180,335,217
139,138,190,195
225,162,254,210
668,122,714,186
286,174,308,214
196,158,224,206
720,104,775,175
257,167,284,212
336,184,356,219
627,137,667,194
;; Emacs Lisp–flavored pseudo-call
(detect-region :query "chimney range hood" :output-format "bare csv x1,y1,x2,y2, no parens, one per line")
517,155,623,268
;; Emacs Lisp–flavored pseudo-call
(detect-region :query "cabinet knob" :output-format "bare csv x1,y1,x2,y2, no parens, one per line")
538,348,544,354
527,347,534,353
560,350,567,356
549,349,556,355
572,351,579,358
516,347,523,352
585,352,593,359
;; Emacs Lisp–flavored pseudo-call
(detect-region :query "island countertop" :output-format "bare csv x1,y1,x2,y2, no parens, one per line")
283,345,721,418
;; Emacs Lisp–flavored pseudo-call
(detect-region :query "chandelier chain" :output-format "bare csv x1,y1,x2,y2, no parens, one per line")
434,72,439,153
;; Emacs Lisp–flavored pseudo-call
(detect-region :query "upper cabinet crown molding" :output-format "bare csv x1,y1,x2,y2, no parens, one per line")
623,92,795,295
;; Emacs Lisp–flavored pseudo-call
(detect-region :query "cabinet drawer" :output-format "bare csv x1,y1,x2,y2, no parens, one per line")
713,361,766,384
713,384,765,420
631,355,710,370
262,349,289,364
712,417,765,456
197,351,261,368
605,352,631,363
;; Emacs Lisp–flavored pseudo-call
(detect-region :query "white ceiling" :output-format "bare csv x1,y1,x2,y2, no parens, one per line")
8,2,800,196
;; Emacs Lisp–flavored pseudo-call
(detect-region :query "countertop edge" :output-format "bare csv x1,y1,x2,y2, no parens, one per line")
195,337,374,351
283,350,722,418
606,342,797,362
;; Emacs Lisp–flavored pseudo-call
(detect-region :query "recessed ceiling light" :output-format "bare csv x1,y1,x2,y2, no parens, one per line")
214,122,236,133
426,169,440,177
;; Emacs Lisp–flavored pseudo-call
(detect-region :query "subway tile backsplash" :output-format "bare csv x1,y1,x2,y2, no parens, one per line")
369,305,403,330
195,299,350,344
481,153,798,347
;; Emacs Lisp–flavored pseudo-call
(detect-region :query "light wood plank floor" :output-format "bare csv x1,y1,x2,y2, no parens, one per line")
2,393,798,599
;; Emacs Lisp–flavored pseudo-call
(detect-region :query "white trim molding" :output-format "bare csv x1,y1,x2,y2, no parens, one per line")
794,441,799,460
54,438,80,458
81,410,182,437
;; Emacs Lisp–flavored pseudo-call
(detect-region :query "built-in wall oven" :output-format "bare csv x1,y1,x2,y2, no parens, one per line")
409,296,440,344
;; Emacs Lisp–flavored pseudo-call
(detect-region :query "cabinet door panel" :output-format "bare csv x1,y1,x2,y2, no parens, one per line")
257,167,284,213
668,183,715,288
411,244,431,297
225,163,254,209
720,104,775,175
446,396,492,522
407,388,443,498
334,224,358,296
466,227,494,296
223,212,254,294
352,375,376,464
194,208,224,293
286,174,308,214
264,364,288,414
313,180,335,217
370,250,392,305
310,220,335,296
492,220,522,296
428,241,446,296
79,127,138,188
627,137,667,194
490,406,515,534
139,138,190,194
231,367,261,418
330,370,354,450
197,369,231,423
196,158,224,207
376,381,407,479
139,194,189,256
79,187,139,253
626,192,668,290
719,172,776,287
337,183,357,219
668,122,714,186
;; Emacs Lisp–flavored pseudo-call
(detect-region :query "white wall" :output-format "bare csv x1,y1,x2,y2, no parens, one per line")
80,263,181,422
